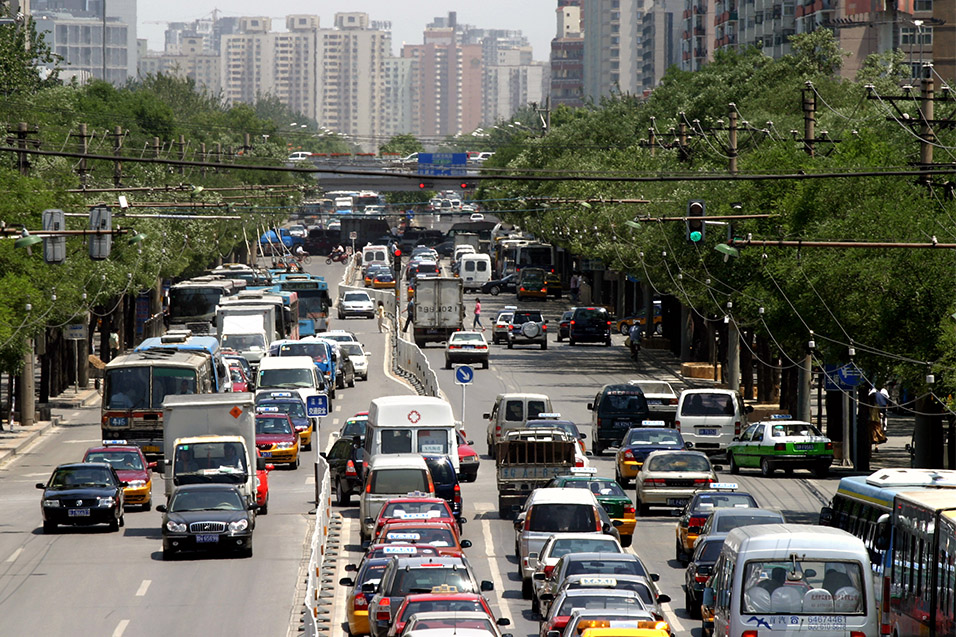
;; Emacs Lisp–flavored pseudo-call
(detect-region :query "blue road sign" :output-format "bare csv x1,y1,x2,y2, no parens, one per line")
824,363,865,391
307,394,329,417
455,365,474,385
417,153,468,177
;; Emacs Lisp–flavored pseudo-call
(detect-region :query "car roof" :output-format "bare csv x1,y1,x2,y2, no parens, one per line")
368,454,430,469
55,461,114,471
84,445,143,454
544,532,621,543
171,483,244,493
392,556,468,568
708,508,783,521
562,552,643,562
527,488,599,506
644,449,710,460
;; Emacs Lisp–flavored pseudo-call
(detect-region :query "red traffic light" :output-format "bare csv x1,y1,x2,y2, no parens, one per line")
393,249,402,257
418,183,426,189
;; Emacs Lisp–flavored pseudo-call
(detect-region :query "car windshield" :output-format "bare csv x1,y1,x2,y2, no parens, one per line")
258,368,314,388
563,479,627,498
50,467,115,488
345,293,370,302
279,343,328,363
624,429,681,446
256,416,293,435
84,451,144,471
558,594,644,614
646,454,711,472
382,501,450,519
681,393,735,416
261,401,307,419
169,488,245,512
395,567,475,594
714,513,783,532
341,344,364,357
632,382,673,395
769,423,823,437
549,537,621,558
741,560,865,615
527,503,596,533
496,313,513,324
342,418,366,437
369,469,428,494
401,600,486,620
384,527,456,547
566,559,646,577
221,333,266,350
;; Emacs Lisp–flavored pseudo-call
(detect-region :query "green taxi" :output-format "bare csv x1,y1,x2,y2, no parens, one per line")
726,416,833,478
546,471,636,547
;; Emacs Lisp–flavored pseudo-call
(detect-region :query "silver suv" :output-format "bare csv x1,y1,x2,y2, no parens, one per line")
506,309,548,350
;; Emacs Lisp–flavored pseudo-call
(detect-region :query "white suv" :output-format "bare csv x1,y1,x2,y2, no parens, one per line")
338,291,375,320
675,388,753,456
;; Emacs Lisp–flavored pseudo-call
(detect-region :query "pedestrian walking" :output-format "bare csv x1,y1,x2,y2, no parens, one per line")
473,298,484,331
109,330,120,360
376,302,385,333
402,298,414,333
569,272,580,303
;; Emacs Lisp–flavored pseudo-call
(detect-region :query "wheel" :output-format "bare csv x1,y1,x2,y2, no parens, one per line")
593,442,604,456
303,255,312,265
348,374,355,388
605,337,612,346
507,341,513,349
556,333,563,342
541,340,547,350
569,339,576,346
620,323,630,336
292,456,300,470
362,374,368,381
638,498,650,517
687,587,701,619
489,285,501,296
497,496,510,519
521,578,533,600
325,258,333,265
760,457,775,477
482,360,489,370
531,594,540,617
336,479,351,506
304,438,312,451
616,469,630,488
143,498,152,512
676,537,688,565
42,521,57,534
109,516,120,532
812,464,830,478
260,496,269,515
729,454,740,474
621,534,632,548
162,546,175,560
445,360,452,369
119,513,125,528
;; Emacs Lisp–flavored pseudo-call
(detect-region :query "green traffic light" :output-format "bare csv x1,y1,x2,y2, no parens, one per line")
690,231,703,242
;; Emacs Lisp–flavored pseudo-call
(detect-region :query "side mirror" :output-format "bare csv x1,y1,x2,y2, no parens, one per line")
35,483,46,489
339,577,355,587
364,517,374,525
480,580,494,591
579,433,587,439
148,462,158,470
819,506,833,526
156,504,167,513
685,441,694,449
319,452,327,459
119,481,129,488
587,403,594,410
497,618,511,627
745,405,754,413
265,464,275,472
657,593,671,604
650,573,660,582
482,413,490,420
248,503,260,511
460,539,473,549
460,517,467,524
467,440,474,445
702,587,715,606
345,564,358,572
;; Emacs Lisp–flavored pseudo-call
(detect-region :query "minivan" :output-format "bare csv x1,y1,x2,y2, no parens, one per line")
588,383,652,455
361,245,390,273
255,356,325,430
359,453,435,544
484,393,552,457
458,253,491,290
676,388,752,456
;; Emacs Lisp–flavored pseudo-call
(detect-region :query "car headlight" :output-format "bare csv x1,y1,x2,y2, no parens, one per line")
96,496,115,507
43,499,61,508
461,455,478,464
166,520,187,533
126,480,146,488
229,519,249,532
276,442,295,449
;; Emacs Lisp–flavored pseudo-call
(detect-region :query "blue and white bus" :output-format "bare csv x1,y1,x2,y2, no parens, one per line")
135,330,230,393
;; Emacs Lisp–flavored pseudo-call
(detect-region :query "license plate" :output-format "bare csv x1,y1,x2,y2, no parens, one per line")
646,399,662,405
196,534,219,543
615,420,632,428
667,498,689,507
68,508,90,517
794,443,815,451
260,451,272,457
698,428,718,436
462,345,475,349
144,445,161,453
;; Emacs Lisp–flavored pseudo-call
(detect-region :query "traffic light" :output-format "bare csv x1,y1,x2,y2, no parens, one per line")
686,200,706,244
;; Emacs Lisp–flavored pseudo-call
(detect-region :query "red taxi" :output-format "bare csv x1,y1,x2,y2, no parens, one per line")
456,430,479,483
255,449,275,514
82,440,156,510
254,412,300,469
388,592,499,637
371,497,457,541
376,520,472,557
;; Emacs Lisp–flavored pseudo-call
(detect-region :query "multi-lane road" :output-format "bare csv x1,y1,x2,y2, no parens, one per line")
0,259,842,637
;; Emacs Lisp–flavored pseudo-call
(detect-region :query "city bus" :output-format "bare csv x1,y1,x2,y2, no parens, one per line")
167,276,243,334
134,330,230,393
275,273,332,332
884,490,956,636
820,468,956,633
514,241,556,273
101,349,215,455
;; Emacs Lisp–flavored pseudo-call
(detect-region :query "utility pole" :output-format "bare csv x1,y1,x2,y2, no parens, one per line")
728,106,738,176
176,134,186,175
111,125,123,186
803,85,815,157
74,124,91,186
920,73,934,185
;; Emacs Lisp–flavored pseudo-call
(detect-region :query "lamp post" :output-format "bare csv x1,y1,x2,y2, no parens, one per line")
913,19,925,79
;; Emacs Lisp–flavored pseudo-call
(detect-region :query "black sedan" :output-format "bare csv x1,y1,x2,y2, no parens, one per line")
322,437,365,506
556,310,573,342
157,484,256,559
480,273,517,296
684,534,726,619
36,462,126,533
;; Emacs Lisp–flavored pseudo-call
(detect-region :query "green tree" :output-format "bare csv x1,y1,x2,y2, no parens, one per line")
380,134,423,157
0,17,60,97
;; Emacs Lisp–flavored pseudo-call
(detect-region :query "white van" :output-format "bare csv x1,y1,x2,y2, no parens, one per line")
364,395,460,471
361,244,389,272
458,253,491,290
703,524,877,637
255,356,325,430
676,388,752,456
454,245,476,264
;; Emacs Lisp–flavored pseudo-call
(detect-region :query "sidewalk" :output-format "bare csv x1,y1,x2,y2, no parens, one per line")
0,386,100,467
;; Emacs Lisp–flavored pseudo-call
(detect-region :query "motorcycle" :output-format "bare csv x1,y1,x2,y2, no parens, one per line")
326,250,350,265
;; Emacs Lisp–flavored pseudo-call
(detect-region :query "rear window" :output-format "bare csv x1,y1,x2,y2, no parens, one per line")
600,391,648,413
512,312,543,324
574,308,609,321
369,468,428,494
381,429,413,453
691,493,756,512
394,568,475,595
714,513,783,533
681,393,735,416
527,401,547,419
550,537,622,558
424,456,456,484
417,429,450,455
697,539,725,562
566,558,646,577
623,429,681,446
646,454,711,472
557,594,644,614
528,503,596,533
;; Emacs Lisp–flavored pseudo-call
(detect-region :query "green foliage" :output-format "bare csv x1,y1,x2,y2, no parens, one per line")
380,134,424,157
0,18,61,97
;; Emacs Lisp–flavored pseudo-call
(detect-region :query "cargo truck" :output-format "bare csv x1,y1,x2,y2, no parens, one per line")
412,277,463,347
495,428,577,519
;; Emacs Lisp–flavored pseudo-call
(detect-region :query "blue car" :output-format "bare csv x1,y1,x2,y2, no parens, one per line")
614,426,690,487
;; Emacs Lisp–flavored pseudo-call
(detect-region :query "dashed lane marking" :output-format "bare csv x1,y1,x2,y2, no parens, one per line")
112,620,129,637
6,548,23,563
135,580,151,596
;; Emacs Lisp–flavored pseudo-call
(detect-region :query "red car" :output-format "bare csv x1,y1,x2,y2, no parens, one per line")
227,360,250,392
254,413,301,469
82,441,156,510
456,430,479,483
389,593,499,637
372,497,457,541
255,451,275,514
376,520,471,557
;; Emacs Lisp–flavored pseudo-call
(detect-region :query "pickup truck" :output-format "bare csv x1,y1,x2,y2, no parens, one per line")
495,428,578,519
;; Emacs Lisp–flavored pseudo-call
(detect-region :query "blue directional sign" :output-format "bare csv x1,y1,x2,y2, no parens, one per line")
455,365,474,385
824,363,864,391
417,153,468,177
307,394,329,417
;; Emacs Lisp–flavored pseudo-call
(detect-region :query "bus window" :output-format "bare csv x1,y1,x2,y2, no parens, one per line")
106,367,150,409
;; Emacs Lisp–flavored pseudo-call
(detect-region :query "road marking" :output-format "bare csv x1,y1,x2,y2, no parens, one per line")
135,580,151,596
6,548,23,563
23,472,51,478
480,517,516,627
112,620,129,637
335,405,342,413
63,439,101,444
332,418,340,426
305,475,315,485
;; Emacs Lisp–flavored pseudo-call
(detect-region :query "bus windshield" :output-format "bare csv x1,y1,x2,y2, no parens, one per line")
105,366,196,409
168,288,223,321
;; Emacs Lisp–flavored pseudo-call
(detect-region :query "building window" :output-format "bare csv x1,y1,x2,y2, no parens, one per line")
914,0,932,10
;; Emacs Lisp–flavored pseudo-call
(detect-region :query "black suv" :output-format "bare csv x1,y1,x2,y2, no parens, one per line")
568,306,612,346
423,454,463,530
507,309,548,350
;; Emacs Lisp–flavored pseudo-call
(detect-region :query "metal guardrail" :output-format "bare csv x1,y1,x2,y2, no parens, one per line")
303,455,336,636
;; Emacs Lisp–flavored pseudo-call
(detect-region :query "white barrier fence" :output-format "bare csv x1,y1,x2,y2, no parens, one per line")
303,456,338,636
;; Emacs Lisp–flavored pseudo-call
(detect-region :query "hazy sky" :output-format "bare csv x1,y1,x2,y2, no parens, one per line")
139,1,558,61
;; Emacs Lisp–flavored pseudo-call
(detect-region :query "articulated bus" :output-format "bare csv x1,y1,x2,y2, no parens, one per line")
102,349,214,455
274,273,332,333
820,468,956,635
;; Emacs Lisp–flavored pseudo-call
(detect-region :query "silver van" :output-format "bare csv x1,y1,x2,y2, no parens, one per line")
484,392,551,457
676,388,752,456
358,453,434,544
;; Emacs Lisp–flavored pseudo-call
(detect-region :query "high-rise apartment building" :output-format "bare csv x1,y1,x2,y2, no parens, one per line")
640,0,682,93
551,1,586,107
582,0,643,100
484,46,545,124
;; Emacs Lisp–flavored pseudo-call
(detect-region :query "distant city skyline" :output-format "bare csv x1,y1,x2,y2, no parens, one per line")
139,1,557,60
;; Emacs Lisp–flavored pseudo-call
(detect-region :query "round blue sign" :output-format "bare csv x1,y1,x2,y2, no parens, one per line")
455,365,474,384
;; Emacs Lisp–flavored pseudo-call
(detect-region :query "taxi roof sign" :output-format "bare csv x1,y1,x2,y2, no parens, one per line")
257,406,280,412
382,546,417,554
102,439,129,446
386,532,421,540
570,466,598,475
579,577,617,587
536,412,562,419
641,420,666,427
770,414,792,419
267,391,294,398
708,482,738,490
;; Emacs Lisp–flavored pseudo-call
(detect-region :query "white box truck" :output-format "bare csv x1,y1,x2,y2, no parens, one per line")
219,314,269,366
412,277,463,347
216,304,276,345
161,393,260,505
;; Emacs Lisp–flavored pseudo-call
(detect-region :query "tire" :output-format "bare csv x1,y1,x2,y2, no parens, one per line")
445,360,452,370
42,521,57,534
162,547,175,561
119,513,125,528
482,360,489,370
616,469,630,488
637,498,650,517
302,255,312,265
260,496,269,515
489,285,501,296
336,479,351,506
812,464,830,479
292,456,300,470
605,336,612,346
507,341,513,350
676,537,688,566
109,516,120,532
348,374,355,388
143,498,152,512
325,258,333,265
531,594,540,617
498,496,510,519
541,340,547,350
304,438,312,452
729,454,740,475
621,534,632,548
620,323,630,336
593,442,604,456
521,578,533,600
556,333,563,342
687,588,701,619
569,339,576,346
760,457,775,477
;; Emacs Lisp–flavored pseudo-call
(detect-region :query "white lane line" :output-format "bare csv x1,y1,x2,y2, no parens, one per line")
330,515,351,634
135,579,151,596
63,439,101,444
481,517,517,626
335,405,342,413
112,620,129,637
305,475,315,485
6,548,23,563
332,418,340,426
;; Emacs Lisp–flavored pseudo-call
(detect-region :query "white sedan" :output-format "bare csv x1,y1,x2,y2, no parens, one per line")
444,331,489,370
469,213,484,222
340,341,370,381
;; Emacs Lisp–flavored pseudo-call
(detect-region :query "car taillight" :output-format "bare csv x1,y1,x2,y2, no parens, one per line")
477,344,488,350
575,457,584,467
353,593,368,609
695,573,709,583
596,417,602,427
365,480,372,493
606,321,611,326
688,515,707,529
519,287,525,292
675,420,681,432
644,478,667,486
524,514,533,531
449,344,461,349
693,478,713,485
375,598,391,622
345,460,357,478
850,633,866,637
624,504,635,517
570,320,575,326
453,483,461,505
669,398,679,405
743,631,758,637
623,449,635,461
825,441,833,450
542,324,547,331
735,421,741,435
774,443,786,451
544,564,555,577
